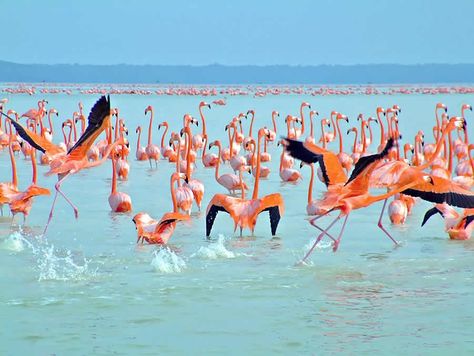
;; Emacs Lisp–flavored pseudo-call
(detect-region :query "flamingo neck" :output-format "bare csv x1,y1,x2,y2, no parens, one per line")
199,106,207,137
111,157,117,194
185,131,192,179
175,139,182,186
229,127,236,158
300,105,306,135
252,134,264,200
320,121,327,149
361,123,367,154
377,112,385,146
435,108,441,141
352,130,358,153
214,143,221,180
330,114,337,139
160,124,168,149
201,134,208,160
147,109,153,146
447,130,453,176
8,124,18,188
114,114,120,140
336,118,343,153
309,113,314,138
271,113,277,133
170,175,178,212
48,112,54,134
418,124,455,170
248,113,255,137
136,128,141,154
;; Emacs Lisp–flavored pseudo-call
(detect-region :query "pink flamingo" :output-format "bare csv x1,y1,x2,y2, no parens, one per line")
108,155,132,212
144,105,160,167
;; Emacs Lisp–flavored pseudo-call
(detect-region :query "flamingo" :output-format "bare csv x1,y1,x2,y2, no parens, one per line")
206,128,285,237
144,105,160,167
158,121,173,159
305,110,319,144
422,204,474,240
267,110,279,142
279,145,301,182
192,101,211,151
209,140,249,194
1,144,50,223
201,133,219,167
181,126,205,211
294,102,311,138
135,126,148,161
171,133,193,215
108,155,132,213
132,173,190,244
10,96,127,234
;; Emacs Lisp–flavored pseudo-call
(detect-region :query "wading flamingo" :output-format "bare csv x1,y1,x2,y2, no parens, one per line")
133,172,190,244
206,128,284,237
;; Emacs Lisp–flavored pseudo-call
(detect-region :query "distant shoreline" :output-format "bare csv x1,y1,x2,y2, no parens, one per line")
2,61,474,84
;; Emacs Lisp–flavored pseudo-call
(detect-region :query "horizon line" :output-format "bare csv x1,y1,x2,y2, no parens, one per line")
3,60,474,67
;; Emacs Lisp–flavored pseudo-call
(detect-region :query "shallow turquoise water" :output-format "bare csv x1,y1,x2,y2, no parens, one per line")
0,86,473,354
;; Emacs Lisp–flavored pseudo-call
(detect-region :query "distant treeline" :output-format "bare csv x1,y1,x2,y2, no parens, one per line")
1,60,474,84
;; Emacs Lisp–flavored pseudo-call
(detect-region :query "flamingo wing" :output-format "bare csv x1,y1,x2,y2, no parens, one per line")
9,119,63,155
67,95,111,156
403,176,474,208
156,212,190,233
257,193,285,236
206,203,230,237
283,138,346,186
345,138,394,185
421,206,442,227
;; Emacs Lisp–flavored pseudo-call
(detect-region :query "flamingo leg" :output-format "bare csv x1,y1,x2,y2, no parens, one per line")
376,199,399,245
332,214,349,252
301,214,341,263
44,173,77,235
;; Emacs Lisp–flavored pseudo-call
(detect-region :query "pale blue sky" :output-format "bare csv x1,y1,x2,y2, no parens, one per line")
3,0,474,65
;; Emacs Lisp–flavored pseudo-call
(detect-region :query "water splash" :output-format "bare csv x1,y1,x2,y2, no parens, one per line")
192,234,237,259
35,244,95,282
1,228,96,282
150,247,187,273
0,231,29,252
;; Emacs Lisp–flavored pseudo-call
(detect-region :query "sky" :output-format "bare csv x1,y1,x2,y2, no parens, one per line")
3,0,474,66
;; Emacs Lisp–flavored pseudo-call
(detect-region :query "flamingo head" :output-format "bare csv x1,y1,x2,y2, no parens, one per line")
145,105,153,114
436,103,448,112
200,101,211,109
376,107,385,116
301,102,311,109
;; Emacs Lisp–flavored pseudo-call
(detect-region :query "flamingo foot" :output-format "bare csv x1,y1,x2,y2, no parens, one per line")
332,239,340,252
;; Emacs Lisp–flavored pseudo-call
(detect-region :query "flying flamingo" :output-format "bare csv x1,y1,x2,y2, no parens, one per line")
132,172,190,244
206,128,284,237
108,155,132,213
144,105,160,167
209,140,249,195
135,126,148,161
10,96,126,234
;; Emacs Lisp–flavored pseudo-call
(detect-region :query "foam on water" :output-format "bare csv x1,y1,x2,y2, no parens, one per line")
35,244,95,282
0,231,28,252
191,234,237,260
150,247,187,273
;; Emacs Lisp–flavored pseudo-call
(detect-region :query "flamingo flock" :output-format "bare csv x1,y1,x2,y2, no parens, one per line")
0,95,472,264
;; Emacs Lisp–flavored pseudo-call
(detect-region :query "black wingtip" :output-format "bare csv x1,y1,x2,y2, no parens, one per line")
421,206,441,227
